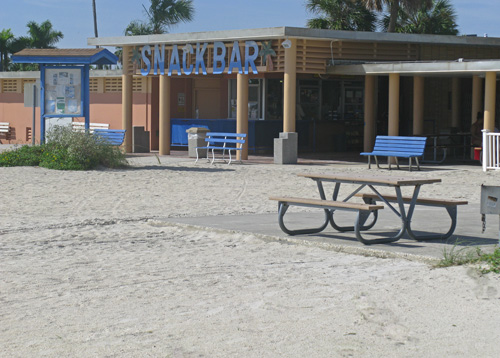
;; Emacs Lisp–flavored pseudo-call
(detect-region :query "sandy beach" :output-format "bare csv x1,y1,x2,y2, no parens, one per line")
1,153,500,357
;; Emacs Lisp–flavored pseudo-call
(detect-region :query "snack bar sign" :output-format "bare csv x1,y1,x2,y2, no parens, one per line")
140,40,259,76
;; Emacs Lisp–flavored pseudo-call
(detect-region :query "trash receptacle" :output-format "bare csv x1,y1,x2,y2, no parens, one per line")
186,127,209,158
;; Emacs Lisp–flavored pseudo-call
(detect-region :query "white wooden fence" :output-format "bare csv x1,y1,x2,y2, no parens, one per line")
482,130,500,171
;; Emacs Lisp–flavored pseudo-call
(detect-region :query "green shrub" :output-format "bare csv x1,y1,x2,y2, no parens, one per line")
479,248,500,274
0,144,44,167
0,126,128,170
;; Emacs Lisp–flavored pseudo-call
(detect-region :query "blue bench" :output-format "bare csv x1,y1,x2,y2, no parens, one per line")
195,132,247,165
360,136,427,171
93,129,126,146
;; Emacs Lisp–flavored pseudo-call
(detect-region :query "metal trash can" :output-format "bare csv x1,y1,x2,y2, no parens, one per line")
480,185,500,244
186,127,209,158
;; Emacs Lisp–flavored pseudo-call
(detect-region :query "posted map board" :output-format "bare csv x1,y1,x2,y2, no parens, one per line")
44,68,82,115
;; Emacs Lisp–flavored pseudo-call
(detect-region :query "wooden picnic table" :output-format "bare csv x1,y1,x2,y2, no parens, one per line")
290,173,448,244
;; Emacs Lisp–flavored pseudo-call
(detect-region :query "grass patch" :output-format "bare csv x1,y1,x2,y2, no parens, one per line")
0,126,128,170
478,248,500,274
436,241,483,268
436,241,500,274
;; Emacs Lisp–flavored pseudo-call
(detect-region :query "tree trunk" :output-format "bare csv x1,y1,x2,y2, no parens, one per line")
387,1,400,33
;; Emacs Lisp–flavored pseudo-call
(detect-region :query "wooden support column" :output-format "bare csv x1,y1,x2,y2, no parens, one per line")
283,39,297,133
471,75,483,124
388,73,400,136
452,77,460,128
236,73,249,160
121,46,133,153
413,76,424,135
484,72,497,131
364,75,376,151
159,75,171,155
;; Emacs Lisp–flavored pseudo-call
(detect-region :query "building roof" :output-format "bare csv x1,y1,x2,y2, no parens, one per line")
87,26,500,47
327,59,500,76
11,48,119,65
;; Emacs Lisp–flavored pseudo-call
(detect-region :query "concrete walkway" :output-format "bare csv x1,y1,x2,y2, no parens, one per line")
163,202,498,263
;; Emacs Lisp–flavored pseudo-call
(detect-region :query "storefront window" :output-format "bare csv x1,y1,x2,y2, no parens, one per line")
228,79,262,119
266,79,283,120
343,81,364,121
298,80,321,121
320,79,364,121
321,80,341,120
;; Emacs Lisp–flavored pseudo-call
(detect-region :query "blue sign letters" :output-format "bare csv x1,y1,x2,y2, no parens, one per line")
140,40,260,76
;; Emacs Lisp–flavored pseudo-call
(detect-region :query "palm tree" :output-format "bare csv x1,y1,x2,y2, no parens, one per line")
380,0,458,35
125,21,154,36
359,0,432,32
0,29,15,71
306,0,376,32
26,20,63,48
125,0,194,36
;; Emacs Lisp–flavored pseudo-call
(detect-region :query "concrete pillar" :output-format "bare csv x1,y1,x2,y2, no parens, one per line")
413,76,424,135
236,73,249,160
471,75,483,125
388,73,400,136
122,74,133,153
121,46,133,153
364,75,376,151
451,77,460,128
484,72,496,131
159,75,171,155
283,39,297,133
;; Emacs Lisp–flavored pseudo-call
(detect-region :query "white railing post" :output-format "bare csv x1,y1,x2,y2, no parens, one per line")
482,130,500,171
482,129,489,172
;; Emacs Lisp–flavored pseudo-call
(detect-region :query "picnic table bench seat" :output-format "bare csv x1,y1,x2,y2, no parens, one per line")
269,196,383,237
361,136,427,171
354,193,468,241
196,132,246,165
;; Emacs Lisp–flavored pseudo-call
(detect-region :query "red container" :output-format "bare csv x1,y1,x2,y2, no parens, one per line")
474,147,482,161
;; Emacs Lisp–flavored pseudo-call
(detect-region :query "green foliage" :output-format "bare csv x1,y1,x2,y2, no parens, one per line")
0,144,44,166
0,126,128,170
478,248,500,274
306,0,377,32
436,241,483,268
436,241,500,275
125,0,194,36
26,20,64,49
380,0,458,35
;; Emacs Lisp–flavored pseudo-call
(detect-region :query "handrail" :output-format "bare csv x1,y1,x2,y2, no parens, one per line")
482,129,500,171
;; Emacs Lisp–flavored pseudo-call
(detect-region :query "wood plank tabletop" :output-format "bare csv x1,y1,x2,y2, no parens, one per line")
297,173,442,186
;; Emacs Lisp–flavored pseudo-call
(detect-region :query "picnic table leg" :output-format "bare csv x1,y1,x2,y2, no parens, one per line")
406,205,458,241
320,182,378,232
354,211,401,245
276,202,330,235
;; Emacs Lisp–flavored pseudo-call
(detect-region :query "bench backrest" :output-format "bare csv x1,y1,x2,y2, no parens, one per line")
205,132,246,148
373,136,427,155
93,129,126,146
72,122,110,133
0,122,10,133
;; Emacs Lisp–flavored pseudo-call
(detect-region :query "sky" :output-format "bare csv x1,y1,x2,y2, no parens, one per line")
1,0,499,49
